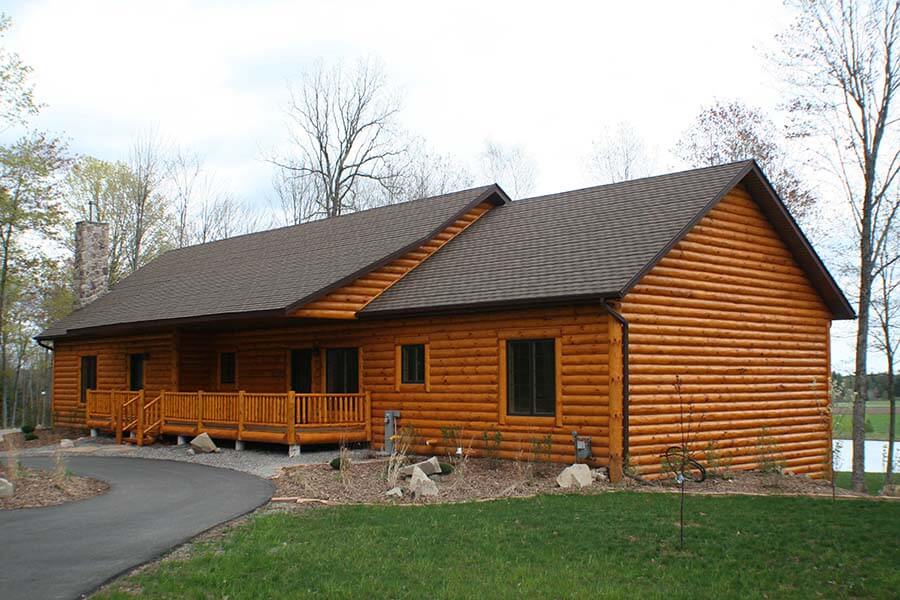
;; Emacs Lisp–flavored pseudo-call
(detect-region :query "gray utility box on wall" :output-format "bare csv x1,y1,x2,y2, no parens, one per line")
384,410,401,454
572,431,593,461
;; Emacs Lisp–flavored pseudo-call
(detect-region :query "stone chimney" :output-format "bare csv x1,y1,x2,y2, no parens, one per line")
73,220,110,309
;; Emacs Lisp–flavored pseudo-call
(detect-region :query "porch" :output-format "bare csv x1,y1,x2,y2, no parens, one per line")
86,389,372,451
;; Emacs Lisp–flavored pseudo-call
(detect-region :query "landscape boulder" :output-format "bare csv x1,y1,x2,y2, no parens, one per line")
59,439,75,449
556,464,593,489
881,484,900,498
190,433,218,453
400,456,442,477
385,486,403,499
0,477,13,498
408,466,439,498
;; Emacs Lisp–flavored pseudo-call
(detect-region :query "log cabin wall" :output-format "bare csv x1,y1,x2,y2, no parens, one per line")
52,306,611,463
621,184,832,478
52,331,177,429
171,304,612,464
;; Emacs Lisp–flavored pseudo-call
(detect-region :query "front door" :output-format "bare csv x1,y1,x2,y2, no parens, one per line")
129,354,145,391
290,349,313,393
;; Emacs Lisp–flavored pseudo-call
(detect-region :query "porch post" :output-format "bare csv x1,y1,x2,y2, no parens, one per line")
287,391,297,446
114,394,122,445
365,391,372,442
136,390,145,447
197,390,204,434
237,390,245,441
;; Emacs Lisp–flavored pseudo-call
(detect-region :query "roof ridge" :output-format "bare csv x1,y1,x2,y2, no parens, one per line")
514,159,755,205
164,183,501,255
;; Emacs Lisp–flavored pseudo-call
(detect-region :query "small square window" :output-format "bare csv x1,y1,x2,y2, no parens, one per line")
401,344,426,384
220,352,236,385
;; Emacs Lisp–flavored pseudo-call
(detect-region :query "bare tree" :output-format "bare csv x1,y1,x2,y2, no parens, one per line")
675,101,815,217
269,163,318,226
478,141,537,199
171,149,202,248
587,122,655,184
274,59,406,218
126,133,173,272
777,0,900,491
398,140,473,201
873,238,899,488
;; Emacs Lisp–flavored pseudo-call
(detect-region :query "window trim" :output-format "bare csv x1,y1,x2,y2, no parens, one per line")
79,355,98,404
218,351,237,388
498,329,562,427
394,337,430,391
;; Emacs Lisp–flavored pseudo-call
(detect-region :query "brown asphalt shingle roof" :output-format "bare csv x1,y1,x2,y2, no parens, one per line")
39,185,503,338
39,160,854,340
363,160,853,319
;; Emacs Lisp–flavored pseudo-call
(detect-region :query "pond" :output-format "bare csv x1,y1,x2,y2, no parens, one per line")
832,439,899,473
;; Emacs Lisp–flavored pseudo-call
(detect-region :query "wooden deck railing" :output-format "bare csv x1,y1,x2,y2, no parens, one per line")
86,389,372,446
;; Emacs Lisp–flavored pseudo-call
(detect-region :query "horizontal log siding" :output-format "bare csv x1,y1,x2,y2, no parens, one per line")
52,332,176,429
622,185,832,478
178,305,610,463
292,201,495,319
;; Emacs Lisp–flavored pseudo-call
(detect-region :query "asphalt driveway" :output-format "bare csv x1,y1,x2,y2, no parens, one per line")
0,456,274,600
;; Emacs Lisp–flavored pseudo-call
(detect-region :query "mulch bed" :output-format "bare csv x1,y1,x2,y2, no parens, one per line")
0,462,109,510
273,456,866,506
273,456,609,505
2,427,86,450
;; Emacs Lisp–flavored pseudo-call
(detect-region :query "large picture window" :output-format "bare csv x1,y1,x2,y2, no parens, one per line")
326,348,359,393
507,339,556,416
401,344,426,384
80,355,97,404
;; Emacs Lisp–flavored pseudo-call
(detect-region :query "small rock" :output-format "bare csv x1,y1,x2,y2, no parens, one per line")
385,486,403,498
881,484,900,497
190,432,218,453
557,464,593,489
408,466,439,498
186,448,196,456
591,468,609,482
59,439,75,448
0,477,14,498
400,456,441,477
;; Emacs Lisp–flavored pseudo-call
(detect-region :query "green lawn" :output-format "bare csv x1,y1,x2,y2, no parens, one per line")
834,471,895,495
833,412,897,441
97,493,900,599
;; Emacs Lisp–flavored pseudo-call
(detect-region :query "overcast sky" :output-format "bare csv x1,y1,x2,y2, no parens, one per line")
2,0,871,371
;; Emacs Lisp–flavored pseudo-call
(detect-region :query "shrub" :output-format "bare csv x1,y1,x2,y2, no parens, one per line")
865,419,875,433
438,462,454,475
24,432,38,441
20,423,35,435
329,456,347,470
481,430,502,468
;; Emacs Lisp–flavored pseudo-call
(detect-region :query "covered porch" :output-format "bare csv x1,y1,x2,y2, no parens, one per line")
85,389,371,452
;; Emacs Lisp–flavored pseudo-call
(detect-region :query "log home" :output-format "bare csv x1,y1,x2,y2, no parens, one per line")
37,161,854,480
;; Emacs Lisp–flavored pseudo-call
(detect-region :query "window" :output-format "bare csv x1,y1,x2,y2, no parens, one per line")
219,352,236,385
401,344,426,384
507,339,556,416
129,354,145,391
80,356,97,404
290,349,313,393
326,348,359,393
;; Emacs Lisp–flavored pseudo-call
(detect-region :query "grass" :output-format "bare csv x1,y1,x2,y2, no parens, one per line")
96,493,900,599
832,412,897,441
834,471,894,495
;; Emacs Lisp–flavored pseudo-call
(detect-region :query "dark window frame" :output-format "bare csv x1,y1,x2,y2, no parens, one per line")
80,355,97,404
326,347,359,394
219,351,236,386
401,344,426,385
506,338,556,417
